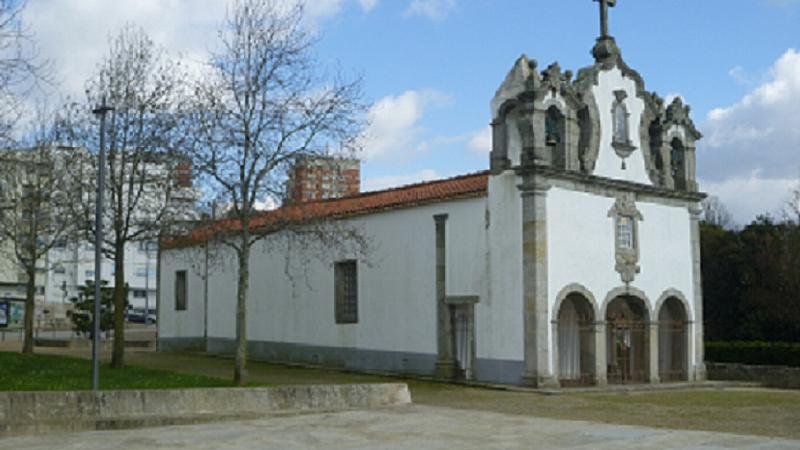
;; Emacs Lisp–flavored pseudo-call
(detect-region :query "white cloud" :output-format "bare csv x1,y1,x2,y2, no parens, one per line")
361,89,450,160
728,66,752,86
699,172,798,225
467,126,492,154
359,0,378,12
22,0,375,100
363,169,441,191
698,49,800,222
404,0,456,21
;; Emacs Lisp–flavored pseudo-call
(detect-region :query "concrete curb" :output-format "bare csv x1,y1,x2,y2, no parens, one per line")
0,383,411,436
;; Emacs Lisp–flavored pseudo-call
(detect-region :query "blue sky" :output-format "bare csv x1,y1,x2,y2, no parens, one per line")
20,0,800,224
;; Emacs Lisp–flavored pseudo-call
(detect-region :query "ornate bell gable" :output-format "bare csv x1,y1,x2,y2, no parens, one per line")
488,6,702,194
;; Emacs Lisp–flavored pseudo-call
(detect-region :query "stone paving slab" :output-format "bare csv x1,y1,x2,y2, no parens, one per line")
1,405,797,450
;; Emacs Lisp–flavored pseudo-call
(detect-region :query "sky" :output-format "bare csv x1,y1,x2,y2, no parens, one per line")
17,0,800,225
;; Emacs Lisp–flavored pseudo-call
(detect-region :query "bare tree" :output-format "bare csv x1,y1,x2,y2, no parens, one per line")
0,0,50,145
60,26,194,368
0,111,80,353
188,0,366,385
702,195,734,229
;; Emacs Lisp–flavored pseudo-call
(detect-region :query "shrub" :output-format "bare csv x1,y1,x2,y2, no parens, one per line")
706,341,800,367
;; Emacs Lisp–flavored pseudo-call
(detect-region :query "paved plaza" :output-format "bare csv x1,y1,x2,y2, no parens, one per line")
2,405,798,450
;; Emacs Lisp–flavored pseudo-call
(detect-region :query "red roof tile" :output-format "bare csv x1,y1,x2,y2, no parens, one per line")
165,171,489,249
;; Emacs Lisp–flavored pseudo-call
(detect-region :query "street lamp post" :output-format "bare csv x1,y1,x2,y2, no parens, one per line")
91,97,113,392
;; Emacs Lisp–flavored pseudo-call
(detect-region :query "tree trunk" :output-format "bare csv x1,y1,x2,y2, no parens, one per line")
234,240,250,386
21,266,36,354
111,242,127,368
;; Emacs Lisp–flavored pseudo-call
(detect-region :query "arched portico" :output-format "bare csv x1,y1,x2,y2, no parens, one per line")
658,295,690,382
605,294,650,384
553,286,597,386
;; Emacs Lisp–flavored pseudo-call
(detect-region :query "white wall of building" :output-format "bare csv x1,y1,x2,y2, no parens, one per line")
482,172,524,362
547,187,695,372
45,241,158,309
591,67,651,185
159,196,520,360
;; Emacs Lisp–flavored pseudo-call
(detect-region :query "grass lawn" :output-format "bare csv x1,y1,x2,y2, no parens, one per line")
121,351,800,440
0,352,242,391
10,348,800,439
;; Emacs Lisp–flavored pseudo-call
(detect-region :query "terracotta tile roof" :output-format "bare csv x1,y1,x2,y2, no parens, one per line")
165,170,489,249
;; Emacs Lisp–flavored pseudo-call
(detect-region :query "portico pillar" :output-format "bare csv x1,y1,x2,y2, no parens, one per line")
551,320,560,383
689,205,707,380
648,321,660,384
434,214,456,379
519,177,558,388
594,321,607,386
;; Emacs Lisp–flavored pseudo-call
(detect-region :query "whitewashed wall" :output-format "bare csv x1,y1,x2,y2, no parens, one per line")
159,196,502,359
591,67,651,185
546,187,695,372
482,173,524,363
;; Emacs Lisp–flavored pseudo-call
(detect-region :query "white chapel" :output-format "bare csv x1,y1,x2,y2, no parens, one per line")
158,1,706,387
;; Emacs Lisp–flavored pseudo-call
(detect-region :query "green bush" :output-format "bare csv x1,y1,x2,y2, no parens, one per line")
706,341,800,367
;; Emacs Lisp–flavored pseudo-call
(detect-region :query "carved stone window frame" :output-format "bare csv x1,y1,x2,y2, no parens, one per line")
611,90,637,163
608,193,643,284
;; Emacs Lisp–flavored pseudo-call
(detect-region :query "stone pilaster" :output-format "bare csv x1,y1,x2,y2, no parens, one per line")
660,142,674,189
564,112,581,172
490,119,510,174
689,205,707,381
519,177,558,388
686,145,699,192
434,214,456,379
648,321,660,384
594,321,608,386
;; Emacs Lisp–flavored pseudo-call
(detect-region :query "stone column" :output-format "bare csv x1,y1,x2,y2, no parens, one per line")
648,321,660,384
689,205,707,381
686,145,699,192
660,142,674,189
551,320,560,383
520,178,558,388
490,118,509,174
564,113,581,172
594,321,608,386
434,214,456,379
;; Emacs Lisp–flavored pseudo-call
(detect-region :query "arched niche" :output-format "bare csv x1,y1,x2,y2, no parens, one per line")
658,296,689,382
671,137,688,191
605,295,650,384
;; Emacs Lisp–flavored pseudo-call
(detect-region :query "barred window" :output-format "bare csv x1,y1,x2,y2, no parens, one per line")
175,270,187,311
334,260,358,324
616,216,634,250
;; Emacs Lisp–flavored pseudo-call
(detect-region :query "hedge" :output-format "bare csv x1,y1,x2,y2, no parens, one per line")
705,341,800,368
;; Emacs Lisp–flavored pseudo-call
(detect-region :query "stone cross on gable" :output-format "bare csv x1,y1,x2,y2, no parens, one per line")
596,0,617,38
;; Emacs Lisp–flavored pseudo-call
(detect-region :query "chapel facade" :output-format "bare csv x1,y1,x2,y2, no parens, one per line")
158,1,706,387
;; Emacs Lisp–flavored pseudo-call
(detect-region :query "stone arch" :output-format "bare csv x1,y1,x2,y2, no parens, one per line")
553,283,599,322
553,284,598,387
600,285,652,321
495,98,520,121
577,93,601,173
656,290,691,382
654,288,693,321
603,287,651,384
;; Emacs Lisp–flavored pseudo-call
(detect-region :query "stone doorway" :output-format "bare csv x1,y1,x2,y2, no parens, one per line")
658,297,688,382
606,296,649,384
450,302,476,381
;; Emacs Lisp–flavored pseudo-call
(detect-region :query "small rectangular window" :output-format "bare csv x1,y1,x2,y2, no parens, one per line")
616,216,634,250
334,260,358,324
175,270,187,311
